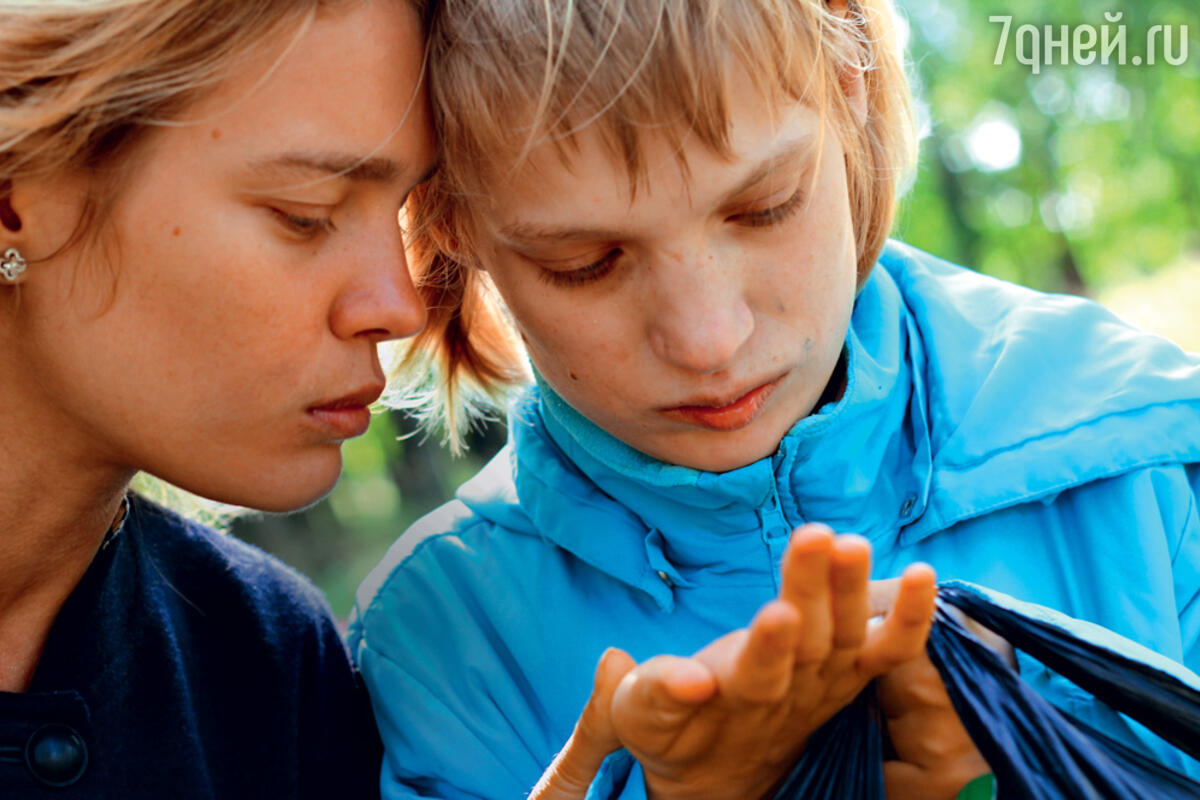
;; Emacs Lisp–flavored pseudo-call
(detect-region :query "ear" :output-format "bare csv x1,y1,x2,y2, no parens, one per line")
826,0,869,127
0,173,91,264
0,181,23,233
1,180,32,284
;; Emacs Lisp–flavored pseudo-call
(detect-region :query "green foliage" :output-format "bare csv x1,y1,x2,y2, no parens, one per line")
895,0,1199,291
237,0,1199,618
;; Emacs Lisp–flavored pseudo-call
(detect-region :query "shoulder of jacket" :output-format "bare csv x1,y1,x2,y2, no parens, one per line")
352,499,496,621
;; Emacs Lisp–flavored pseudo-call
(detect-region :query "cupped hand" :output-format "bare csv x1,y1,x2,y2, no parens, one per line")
609,524,938,800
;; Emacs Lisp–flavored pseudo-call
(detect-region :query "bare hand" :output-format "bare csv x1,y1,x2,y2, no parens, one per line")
609,525,938,800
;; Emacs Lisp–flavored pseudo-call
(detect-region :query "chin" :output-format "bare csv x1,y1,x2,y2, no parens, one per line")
183,450,344,514
656,429,783,473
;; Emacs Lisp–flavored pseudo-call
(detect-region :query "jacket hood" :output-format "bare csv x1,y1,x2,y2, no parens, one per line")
455,241,1200,604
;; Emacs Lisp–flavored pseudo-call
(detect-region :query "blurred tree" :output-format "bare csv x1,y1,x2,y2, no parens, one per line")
234,0,1199,618
895,0,1198,291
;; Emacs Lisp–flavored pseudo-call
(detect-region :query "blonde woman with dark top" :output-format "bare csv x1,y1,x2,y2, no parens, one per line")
0,1,435,796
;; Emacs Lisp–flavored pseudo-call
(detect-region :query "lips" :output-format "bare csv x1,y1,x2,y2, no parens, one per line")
661,374,786,432
309,384,386,412
306,383,385,440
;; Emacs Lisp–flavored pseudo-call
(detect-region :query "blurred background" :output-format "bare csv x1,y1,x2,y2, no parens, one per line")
229,0,1199,620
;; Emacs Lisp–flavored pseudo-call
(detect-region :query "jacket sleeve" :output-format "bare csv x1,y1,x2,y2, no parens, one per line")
1175,464,1200,673
355,638,661,800
1011,463,1200,780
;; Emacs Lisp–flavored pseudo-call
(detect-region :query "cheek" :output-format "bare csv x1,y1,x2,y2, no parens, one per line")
118,207,320,368
497,288,644,414
761,156,858,323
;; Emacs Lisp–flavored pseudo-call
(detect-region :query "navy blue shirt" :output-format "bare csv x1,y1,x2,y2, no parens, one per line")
0,495,382,798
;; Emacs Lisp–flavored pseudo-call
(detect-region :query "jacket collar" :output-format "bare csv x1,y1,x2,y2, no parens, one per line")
499,259,931,605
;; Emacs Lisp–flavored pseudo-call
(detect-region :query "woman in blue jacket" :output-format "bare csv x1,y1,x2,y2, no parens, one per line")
351,0,1200,796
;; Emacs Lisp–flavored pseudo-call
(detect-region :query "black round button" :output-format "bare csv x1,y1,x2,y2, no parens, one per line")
24,724,88,788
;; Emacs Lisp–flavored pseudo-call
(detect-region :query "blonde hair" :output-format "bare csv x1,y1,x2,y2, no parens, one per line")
393,0,918,449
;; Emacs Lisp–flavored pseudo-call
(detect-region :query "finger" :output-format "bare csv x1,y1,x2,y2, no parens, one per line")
610,654,718,761
883,761,932,800
578,648,638,746
947,609,1017,669
828,535,873,648
876,652,948,718
531,648,636,800
611,655,716,740
723,600,801,704
779,523,834,665
818,535,873,682
858,563,937,675
885,747,990,799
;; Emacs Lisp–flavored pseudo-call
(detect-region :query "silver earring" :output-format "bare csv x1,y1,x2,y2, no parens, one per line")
1,247,26,283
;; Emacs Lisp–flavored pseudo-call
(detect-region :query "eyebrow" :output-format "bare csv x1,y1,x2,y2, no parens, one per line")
247,151,407,184
497,133,817,245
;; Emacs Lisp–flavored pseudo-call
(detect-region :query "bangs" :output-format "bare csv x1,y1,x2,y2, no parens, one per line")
431,0,870,197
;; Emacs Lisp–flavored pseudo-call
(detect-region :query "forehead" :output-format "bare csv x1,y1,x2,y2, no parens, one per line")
169,2,434,181
479,90,823,236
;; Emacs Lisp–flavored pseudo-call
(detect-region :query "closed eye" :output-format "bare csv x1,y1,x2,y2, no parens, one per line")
270,208,337,238
537,249,621,287
728,187,807,228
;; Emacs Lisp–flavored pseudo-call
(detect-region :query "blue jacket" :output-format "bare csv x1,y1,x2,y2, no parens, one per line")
349,241,1200,798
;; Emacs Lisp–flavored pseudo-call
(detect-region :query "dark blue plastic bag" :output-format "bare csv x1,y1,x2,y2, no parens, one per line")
772,583,1200,799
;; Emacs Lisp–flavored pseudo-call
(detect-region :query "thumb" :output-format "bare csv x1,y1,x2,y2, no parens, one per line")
610,654,717,756
530,648,636,800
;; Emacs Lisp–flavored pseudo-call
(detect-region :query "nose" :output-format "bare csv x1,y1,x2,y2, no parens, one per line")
329,235,427,343
646,243,754,375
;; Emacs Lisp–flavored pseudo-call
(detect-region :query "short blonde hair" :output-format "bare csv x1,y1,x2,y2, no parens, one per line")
394,0,918,448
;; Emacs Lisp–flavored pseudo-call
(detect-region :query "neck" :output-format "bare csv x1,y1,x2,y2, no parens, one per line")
0,354,134,691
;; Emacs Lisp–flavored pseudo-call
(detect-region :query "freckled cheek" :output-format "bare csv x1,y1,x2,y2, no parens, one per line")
520,312,641,398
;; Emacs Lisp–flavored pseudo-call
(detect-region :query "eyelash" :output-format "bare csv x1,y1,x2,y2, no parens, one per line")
536,188,805,287
732,187,807,227
271,208,336,238
538,249,621,288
